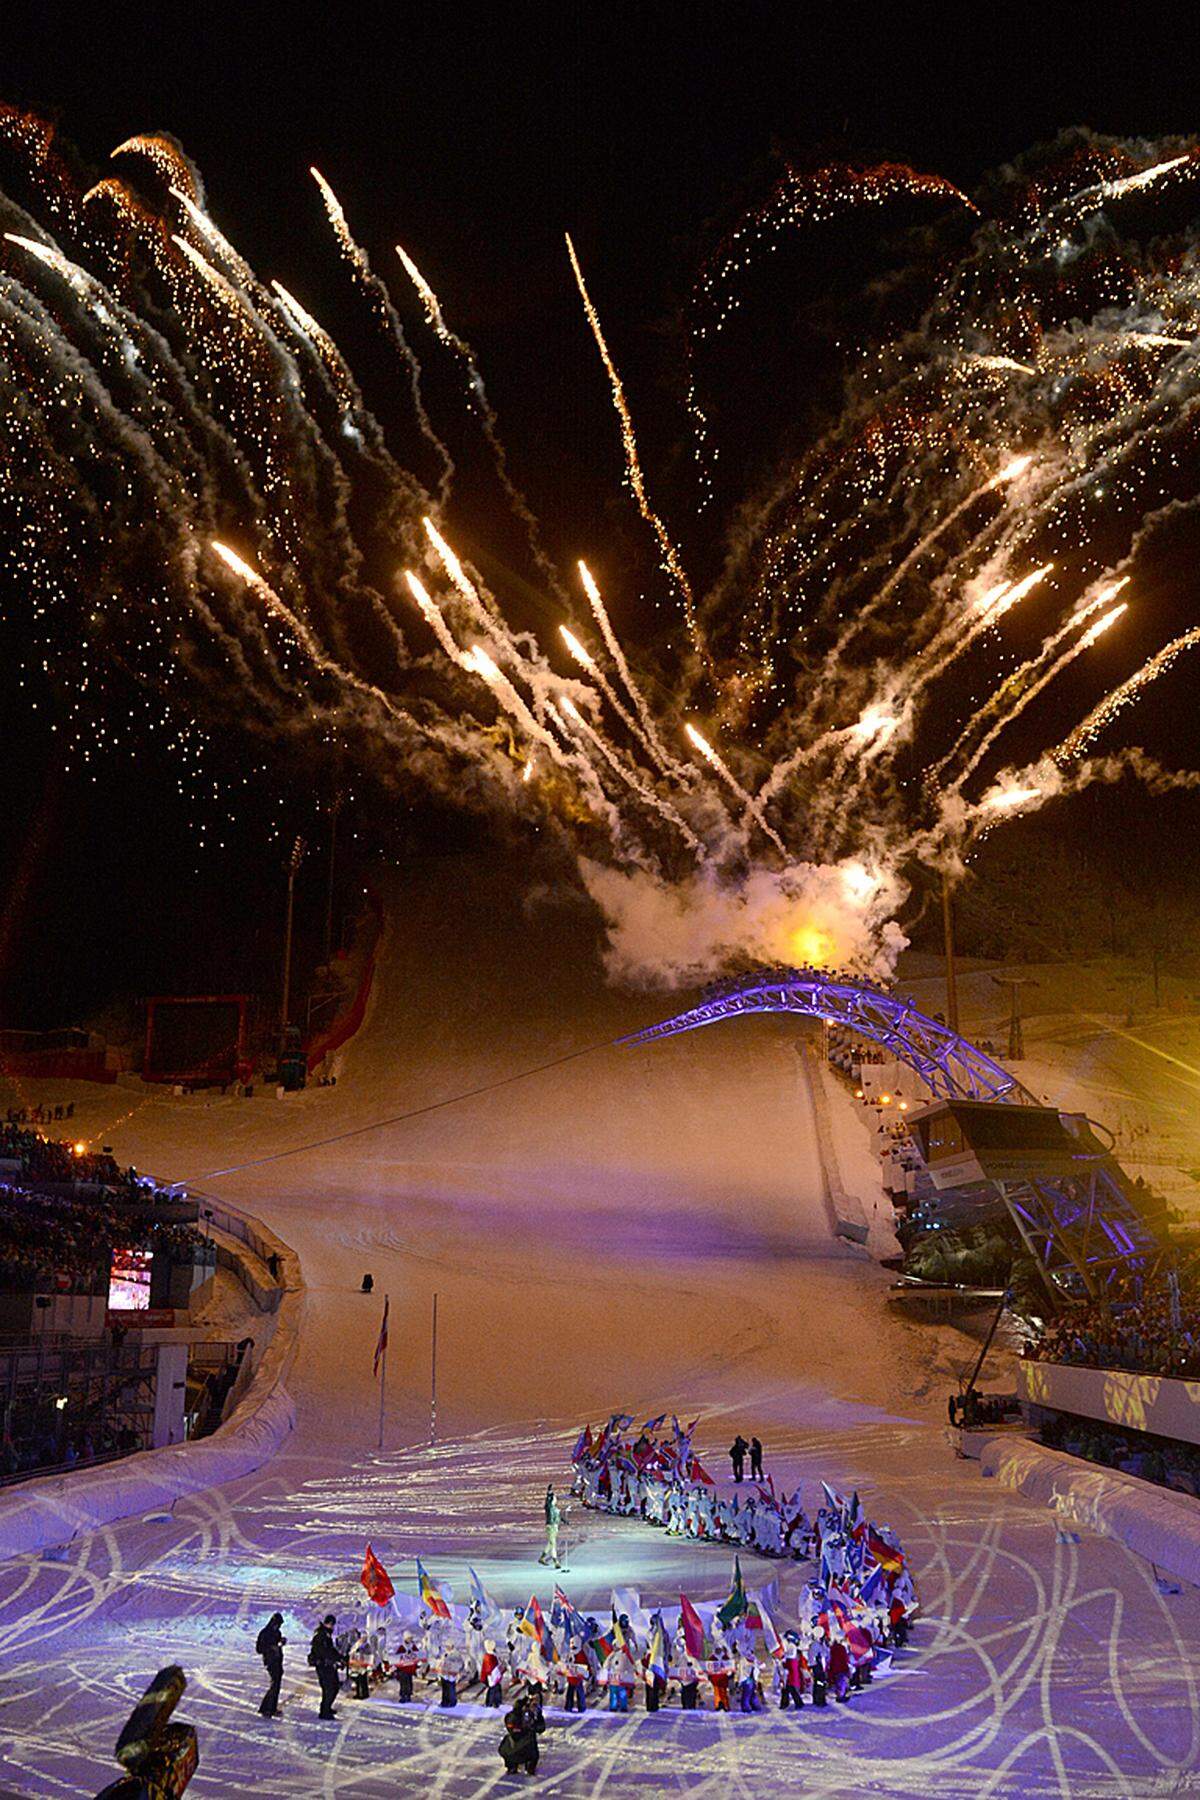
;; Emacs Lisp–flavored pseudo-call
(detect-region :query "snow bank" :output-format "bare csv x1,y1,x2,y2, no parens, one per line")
0,1201,303,1561
799,1046,868,1244
979,1433,1200,1587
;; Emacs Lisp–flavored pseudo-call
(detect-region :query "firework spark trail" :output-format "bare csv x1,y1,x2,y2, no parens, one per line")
558,621,682,781
310,167,454,501
395,243,566,600
575,560,685,778
834,457,1033,656
469,654,621,834
270,280,362,416
112,132,203,202
403,570,473,667
565,232,705,659
686,161,980,508
212,541,417,732
952,602,1129,787
684,724,788,857
1055,627,1200,764
558,694,704,855
170,187,260,293
901,564,1053,706
0,261,284,701
928,578,1130,784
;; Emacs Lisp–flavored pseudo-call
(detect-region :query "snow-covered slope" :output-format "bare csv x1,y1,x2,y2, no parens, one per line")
0,858,1197,1797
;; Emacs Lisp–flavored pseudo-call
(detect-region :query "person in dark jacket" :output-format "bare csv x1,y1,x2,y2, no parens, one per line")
256,1613,286,1717
749,1436,764,1481
729,1435,748,1482
499,1691,545,1774
309,1614,343,1719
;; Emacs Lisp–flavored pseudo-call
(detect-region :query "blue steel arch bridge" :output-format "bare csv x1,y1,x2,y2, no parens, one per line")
621,971,1161,1301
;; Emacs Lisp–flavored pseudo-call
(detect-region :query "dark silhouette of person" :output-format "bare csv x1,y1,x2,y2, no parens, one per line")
256,1613,286,1717
729,1435,748,1482
749,1437,764,1481
309,1614,342,1719
499,1691,545,1774
361,1273,374,1293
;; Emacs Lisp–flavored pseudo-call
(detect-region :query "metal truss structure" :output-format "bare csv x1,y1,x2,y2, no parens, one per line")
621,973,1031,1102
622,973,1159,1297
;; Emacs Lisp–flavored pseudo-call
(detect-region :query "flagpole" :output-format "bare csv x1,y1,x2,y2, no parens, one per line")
378,1292,388,1452
429,1290,438,1447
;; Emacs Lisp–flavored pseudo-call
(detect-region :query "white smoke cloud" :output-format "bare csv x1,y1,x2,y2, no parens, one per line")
581,856,909,990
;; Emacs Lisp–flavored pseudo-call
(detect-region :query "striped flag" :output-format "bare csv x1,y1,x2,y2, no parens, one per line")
415,1557,451,1620
373,1297,389,1378
646,1615,668,1683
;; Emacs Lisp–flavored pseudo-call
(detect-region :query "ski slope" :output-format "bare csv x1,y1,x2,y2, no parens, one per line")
1,856,1198,1797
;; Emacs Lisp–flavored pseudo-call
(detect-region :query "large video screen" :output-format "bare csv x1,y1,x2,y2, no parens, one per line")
109,1247,152,1311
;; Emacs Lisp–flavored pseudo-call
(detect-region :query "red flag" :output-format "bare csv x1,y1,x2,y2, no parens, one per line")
679,1593,706,1660
373,1296,389,1378
361,1543,394,1606
688,1457,715,1486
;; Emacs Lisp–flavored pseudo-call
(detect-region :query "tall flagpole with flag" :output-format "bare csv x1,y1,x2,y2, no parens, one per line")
374,1294,389,1451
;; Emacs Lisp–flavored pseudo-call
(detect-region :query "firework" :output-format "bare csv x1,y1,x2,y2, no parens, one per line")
684,724,787,857
566,233,703,656
2,114,1199,986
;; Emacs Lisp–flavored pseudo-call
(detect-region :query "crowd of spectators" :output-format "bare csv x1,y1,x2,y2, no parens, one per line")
1038,1410,1200,1499
0,1180,204,1290
1024,1264,1200,1379
0,1117,119,1184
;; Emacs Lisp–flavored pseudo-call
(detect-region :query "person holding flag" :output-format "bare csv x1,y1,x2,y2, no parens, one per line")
643,1614,668,1713
717,1557,748,1634
480,1638,505,1708
778,1631,808,1709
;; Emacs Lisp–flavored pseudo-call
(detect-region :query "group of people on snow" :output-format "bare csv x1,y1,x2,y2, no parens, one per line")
572,1414,814,1561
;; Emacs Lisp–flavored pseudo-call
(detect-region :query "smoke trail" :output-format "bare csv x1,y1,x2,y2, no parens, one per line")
310,166,454,501
395,241,567,599
684,724,787,856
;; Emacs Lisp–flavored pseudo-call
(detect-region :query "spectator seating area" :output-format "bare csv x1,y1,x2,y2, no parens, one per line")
1024,1265,1200,1380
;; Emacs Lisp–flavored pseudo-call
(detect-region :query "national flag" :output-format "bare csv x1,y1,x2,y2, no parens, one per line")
755,1593,784,1659
416,1557,451,1620
867,1529,905,1574
519,1594,551,1653
591,1626,613,1660
611,1613,636,1665
688,1457,715,1486
571,1423,593,1463
860,1564,888,1606
842,1490,863,1534
372,1296,389,1377
642,1413,667,1434
821,1480,844,1516
717,1557,748,1628
468,1566,497,1618
553,1583,585,1640
361,1543,394,1606
646,1615,668,1683
679,1593,706,1660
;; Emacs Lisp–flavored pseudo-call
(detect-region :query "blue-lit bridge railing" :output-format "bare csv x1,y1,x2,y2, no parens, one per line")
621,971,1161,1297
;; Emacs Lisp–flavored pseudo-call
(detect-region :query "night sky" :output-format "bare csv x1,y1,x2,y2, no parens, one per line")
2,6,1198,1026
